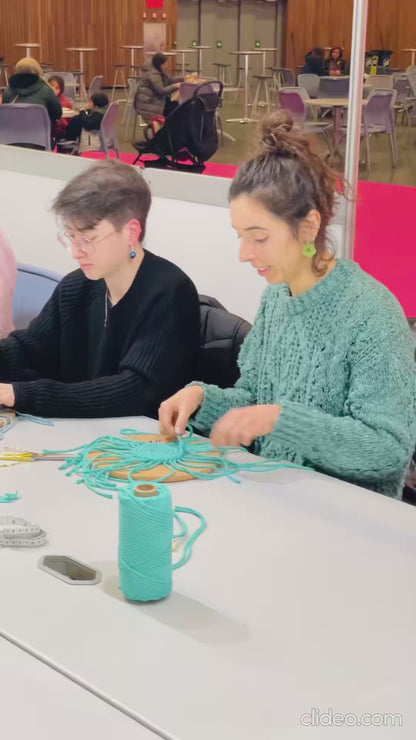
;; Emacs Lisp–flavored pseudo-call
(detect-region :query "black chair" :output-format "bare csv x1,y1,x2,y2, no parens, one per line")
132,81,223,172
196,295,252,388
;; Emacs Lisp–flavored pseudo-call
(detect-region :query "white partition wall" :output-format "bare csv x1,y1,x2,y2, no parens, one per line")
0,147,344,324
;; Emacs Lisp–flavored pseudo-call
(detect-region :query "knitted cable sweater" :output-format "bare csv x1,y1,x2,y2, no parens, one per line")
193,260,416,498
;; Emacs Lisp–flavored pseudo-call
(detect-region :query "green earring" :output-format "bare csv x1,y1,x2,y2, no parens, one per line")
302,241,317,258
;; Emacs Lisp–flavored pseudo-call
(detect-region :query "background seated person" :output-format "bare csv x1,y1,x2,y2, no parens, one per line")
159,112,416,500
134,52,183,123
62,92,109,153
325,46,349,76
301,47,326,76
48,74,73,140
0,231,17,339
2,57,62,123
0,161,200,418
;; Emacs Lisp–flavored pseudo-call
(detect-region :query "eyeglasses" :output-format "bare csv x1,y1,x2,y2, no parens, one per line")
58,227,121,255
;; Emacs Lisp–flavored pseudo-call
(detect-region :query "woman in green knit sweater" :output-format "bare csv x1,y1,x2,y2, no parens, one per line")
159,112,416,498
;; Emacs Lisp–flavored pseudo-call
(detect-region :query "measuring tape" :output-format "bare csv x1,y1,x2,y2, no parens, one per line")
0,517,47,548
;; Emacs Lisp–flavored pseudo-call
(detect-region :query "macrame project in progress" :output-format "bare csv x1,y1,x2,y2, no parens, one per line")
43,428,312,499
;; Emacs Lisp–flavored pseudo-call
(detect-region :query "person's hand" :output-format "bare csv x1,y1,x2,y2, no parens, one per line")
210,404,281,448
0,384,15,408
159,385,204,438
173,82,181,89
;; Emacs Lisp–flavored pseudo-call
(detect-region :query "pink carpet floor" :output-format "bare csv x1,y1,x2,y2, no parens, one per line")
82,152,416,318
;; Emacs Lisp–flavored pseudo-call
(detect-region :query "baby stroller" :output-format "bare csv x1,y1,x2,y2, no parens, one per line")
132,81,223,172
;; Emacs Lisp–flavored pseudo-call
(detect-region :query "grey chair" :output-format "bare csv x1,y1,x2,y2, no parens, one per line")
45,72,76,101
88,75,104,98
278,87,333,153
366,75,394,90
0,104,51,150
298,73,320,98
13,263,62,330
319,76,350,97
341,88,398,169
100,101,120,158
393,77,413,124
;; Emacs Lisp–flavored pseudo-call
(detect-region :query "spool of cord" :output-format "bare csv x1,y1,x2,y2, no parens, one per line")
118,483,173,602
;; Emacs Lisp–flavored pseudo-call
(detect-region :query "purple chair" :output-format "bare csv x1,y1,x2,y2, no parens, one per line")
0,104,51,150
278,87,333,152
88,75,104,97
393,77,412,125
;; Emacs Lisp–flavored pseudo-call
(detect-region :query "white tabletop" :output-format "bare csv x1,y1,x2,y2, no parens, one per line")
253,47,278,52
190,45,211,50
15,42,40,47
65,47,98,52
0,416,415,739
401,48,416,52
174,49,196,54
307,96,369,107
231,50,263,55
144,50,176,56
0,636,157,738
121,45,144,49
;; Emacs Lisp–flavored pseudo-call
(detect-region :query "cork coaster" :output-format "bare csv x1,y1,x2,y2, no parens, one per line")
87,432,219,483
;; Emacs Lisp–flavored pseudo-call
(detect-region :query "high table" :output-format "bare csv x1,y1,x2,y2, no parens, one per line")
227,50,263,124
121,44,144,74
190,45,211,75
65,47,98,101
0,636,157,738
0,416,415,739
401,48,416,66
15,42,41,58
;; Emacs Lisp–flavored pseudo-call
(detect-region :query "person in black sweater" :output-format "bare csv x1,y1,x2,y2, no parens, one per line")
0,160,200,418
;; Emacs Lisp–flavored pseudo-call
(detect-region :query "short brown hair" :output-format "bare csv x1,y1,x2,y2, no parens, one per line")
229,111,345,275
53,160,152,241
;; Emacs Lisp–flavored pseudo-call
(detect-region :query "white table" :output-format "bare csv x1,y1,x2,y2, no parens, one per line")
401,48,416,66
190,45,211,75
0,416,415,739
65,47,98,101
253,47,278,75
121,44,144,72
0,636,157,738
307,96,368,152
227,50,263,123
15,42,41,58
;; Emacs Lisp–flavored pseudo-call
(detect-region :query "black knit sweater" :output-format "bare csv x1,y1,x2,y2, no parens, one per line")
0,251,200,418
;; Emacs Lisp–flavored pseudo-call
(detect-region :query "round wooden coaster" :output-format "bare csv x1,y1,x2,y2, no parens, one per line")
87,432,219,483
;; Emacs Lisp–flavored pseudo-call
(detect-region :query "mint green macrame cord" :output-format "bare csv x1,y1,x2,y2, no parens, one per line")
44,427,312,499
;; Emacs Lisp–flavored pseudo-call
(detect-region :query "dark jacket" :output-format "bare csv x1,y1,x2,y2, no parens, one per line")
134,63,183,122
325,58,349,75
301,52,326,76
2,73,62,121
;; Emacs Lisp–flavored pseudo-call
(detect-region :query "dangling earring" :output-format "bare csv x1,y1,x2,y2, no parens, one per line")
129,246,137,260
302,241,317,258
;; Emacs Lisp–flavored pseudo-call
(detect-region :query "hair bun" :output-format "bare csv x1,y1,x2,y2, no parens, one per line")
255,111,309,160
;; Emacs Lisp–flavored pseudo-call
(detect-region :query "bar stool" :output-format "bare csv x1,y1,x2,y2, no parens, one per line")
112,64,127,101
213,63,233,86
0,63,10,87
251,74,273,112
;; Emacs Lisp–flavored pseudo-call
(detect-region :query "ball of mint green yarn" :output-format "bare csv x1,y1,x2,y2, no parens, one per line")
118,483,173,602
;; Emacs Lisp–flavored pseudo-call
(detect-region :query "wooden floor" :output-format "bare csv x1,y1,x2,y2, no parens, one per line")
112,92,416,187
